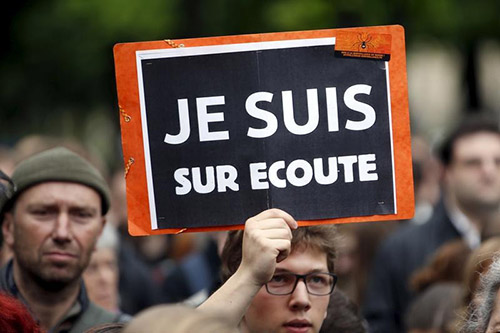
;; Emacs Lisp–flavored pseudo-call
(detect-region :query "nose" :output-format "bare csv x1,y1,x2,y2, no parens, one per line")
288,280,311,311
52,212,72,243
481,158,499,178
99,265,116,286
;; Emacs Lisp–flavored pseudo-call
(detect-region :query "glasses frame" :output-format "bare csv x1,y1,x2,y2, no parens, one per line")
265,272,338,296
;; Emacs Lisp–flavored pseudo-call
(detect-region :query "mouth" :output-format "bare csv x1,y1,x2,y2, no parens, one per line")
44,251,77,262
283,320,312,333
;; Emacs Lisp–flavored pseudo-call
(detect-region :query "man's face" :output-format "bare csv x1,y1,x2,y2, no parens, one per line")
446,132,500,211
83,247,119,311
3,182,104,287
241,246,330,333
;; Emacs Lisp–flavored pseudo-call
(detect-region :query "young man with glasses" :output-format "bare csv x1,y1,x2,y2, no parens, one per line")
199,208,338,333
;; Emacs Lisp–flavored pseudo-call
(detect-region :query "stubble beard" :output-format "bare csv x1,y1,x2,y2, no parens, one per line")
14,244,89,293
457,193,500,216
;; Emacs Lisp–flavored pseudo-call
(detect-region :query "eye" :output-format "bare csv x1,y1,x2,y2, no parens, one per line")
308,274,330,286
462,158,482,168
33,209,49,216
70,208,97,221
270,275,285,283
269,274,294,286
29,206,56,219
76,210,92,218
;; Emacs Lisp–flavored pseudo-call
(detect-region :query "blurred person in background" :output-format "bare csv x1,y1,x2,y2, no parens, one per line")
106,168,158,315
334,225,360,303
405,282,462,333
83,222,131,321
408,239,471,294
108,166,223,309
404,239,471,333
0,145,15,176
333,133,441,309
335,220,400,308
0,147,128,332
411,134,443,225
157,231,223,305
11,134,109,180
363,117,500,333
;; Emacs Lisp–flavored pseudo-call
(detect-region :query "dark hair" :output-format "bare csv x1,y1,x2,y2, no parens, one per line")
84,323,126,333
406,282,462,333
0,292,42,333
438,117,500,166
220,224,337,283
409,239,471,293
320,289,368,333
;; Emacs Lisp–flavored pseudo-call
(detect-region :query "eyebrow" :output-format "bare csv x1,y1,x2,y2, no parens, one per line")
70,206,99,214
26,203,58,210
26,203,98,212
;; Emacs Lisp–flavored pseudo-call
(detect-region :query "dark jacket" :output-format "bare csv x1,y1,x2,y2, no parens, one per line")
362,199,461,333
159,238,221,304
0,260,128,333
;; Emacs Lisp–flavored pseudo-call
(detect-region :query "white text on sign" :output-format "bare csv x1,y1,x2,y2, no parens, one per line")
164,84,376,145
174,154,378,195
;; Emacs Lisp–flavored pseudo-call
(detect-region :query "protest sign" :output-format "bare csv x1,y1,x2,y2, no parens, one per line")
113,25,413,235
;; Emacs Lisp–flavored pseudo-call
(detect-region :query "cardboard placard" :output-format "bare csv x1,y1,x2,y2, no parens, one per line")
113,25,414,235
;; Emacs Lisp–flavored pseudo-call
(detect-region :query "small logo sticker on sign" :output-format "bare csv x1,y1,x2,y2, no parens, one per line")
335,32,392,61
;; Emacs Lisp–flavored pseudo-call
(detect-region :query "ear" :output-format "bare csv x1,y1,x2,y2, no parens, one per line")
101,216,107,230
2,212,15,248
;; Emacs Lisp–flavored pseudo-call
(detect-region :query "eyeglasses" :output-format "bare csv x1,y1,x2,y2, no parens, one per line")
265,272,337,296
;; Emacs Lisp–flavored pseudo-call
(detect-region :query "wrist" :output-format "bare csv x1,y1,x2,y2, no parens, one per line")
234,263,267,291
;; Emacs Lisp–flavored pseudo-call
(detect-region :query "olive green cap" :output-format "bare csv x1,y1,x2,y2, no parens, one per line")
1,146,111,215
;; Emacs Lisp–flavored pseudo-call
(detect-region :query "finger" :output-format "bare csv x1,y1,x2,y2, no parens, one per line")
247,217,288,228
272,239,291,263
251,208,298,229
254,227,292,241
246,218,293,240
276,250,288,263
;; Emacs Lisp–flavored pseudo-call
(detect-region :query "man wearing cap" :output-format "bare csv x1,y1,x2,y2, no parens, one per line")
0,146,128,332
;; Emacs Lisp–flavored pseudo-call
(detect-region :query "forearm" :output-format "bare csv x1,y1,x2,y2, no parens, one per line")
198,267,262,328
198,209,296,327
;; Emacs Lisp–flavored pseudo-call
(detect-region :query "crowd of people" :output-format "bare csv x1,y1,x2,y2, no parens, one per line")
1,115,500,332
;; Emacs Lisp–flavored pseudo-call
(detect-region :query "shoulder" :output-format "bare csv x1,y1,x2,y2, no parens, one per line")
380,201,453,253
378,223,423,253
0,264,8,291
0,260,14,294
69,302,130,333
85,302,131,323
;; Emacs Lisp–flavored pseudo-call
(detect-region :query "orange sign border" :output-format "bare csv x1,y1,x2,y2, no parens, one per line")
113,24,413,235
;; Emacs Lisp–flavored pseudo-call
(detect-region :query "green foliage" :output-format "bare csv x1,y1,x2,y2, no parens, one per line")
1,0,181,142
